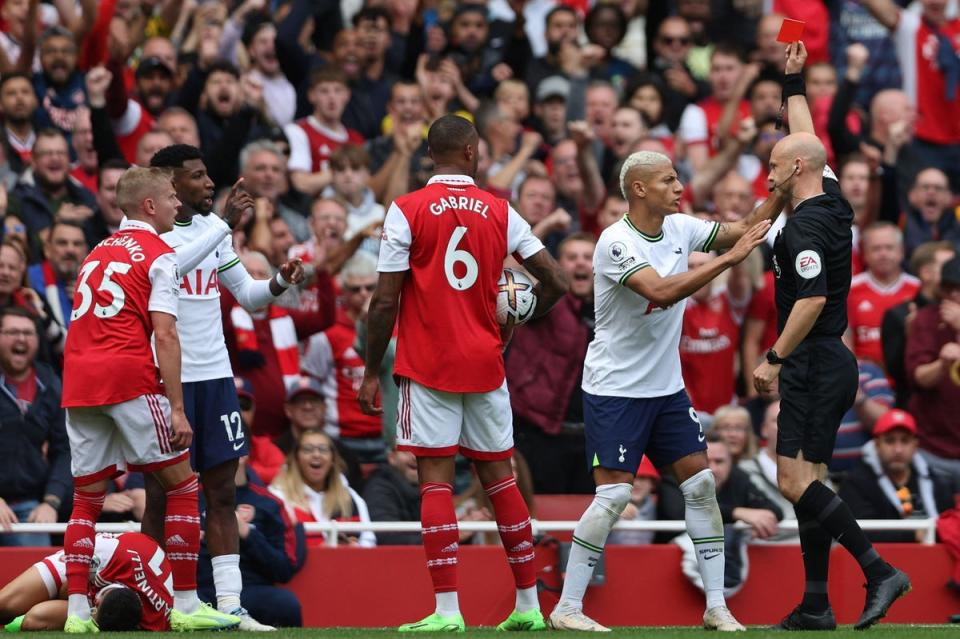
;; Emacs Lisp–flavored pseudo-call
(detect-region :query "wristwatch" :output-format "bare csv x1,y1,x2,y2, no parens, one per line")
766,349,786,365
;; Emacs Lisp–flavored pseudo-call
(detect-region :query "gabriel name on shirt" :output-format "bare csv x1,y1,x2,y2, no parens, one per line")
429,194,490,219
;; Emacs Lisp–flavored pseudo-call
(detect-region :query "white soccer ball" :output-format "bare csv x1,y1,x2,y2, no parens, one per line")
496,268,537,327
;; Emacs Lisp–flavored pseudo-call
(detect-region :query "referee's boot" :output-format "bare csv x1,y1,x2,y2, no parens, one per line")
855,567,911,630
773,606,836,631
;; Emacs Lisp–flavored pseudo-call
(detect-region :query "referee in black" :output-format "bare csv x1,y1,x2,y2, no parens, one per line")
752,41,910,631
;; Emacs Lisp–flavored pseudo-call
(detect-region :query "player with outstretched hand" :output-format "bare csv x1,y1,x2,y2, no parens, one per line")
752,41,910,632
548,140,792,629
144,144,306,632
0,533,174,632
60,167,239,633
358,115,568,633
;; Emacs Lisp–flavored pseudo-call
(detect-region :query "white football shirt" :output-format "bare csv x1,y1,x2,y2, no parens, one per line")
583,213,720,398
162,213,276,382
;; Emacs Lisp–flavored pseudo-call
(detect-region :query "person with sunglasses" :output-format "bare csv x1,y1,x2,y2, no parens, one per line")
649,16,709,133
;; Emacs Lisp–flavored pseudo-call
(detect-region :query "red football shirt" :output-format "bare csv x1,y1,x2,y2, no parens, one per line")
303,309,383,439
286,116,365,174
848,271,920,365
697,96,750,153
680,292,740,414
92,533,173,631
378,174,544,392
62,220,180,407
746,271,778,353
895,12,960,144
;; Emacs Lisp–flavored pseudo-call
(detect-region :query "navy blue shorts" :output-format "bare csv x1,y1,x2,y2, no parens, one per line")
184,378,247,472
583,389,706,474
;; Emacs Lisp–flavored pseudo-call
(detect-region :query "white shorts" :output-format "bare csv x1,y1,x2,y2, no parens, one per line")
66,394,188,485
33,550,66,598
395,377,513,460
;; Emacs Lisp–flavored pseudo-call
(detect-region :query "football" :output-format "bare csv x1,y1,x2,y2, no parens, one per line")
496,268,537,327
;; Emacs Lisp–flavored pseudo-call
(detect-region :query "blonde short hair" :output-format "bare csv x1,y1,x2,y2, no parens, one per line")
115,167,173,216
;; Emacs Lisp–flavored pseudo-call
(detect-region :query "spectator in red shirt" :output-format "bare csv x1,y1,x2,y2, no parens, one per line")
882,241,957,407
861,0,960,192
284,66,364,198
680,251,741,416
847,222,920,367
302,253,385,463
742,268,777,400
682,44,750,167
222,251,334,440
905,256,960,493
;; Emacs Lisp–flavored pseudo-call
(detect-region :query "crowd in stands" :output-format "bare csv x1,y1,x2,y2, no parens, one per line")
0,0,959,605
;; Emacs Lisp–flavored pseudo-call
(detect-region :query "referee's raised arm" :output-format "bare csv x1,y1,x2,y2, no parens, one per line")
783,42,814,136
703,40,812,252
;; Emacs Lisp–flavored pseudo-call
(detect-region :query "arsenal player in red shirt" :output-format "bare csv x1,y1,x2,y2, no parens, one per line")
358,115,568,632
59,167,239,633
0,532,174,632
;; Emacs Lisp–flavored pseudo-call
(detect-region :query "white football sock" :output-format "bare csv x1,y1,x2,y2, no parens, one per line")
557,483,631,613
174,589,201,614
68,594,91,620
681,469,726,611
435,591,460,617
515,585,539,613
211,554,243,612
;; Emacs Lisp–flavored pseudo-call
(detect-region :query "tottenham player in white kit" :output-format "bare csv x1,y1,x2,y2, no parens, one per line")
145,145,305,631
548,152,790,632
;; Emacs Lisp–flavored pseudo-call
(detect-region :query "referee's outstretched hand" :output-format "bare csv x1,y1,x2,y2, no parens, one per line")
726,220,771,265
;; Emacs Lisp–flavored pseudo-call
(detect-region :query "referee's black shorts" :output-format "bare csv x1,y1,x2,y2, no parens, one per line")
776,337,858,464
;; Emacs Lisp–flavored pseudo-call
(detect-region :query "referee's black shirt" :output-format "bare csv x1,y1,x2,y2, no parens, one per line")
772,168,854,338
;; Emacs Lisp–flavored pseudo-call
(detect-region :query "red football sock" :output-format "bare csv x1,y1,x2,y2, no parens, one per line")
420,482,459,594
485,476,536,589
64,489,105,595
164,475,201,591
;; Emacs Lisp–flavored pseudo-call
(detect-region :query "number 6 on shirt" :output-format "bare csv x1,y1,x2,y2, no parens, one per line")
444,226,478,290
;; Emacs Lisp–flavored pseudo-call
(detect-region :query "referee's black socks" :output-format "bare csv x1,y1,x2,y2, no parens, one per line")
796,481,895,582
797,511,832,612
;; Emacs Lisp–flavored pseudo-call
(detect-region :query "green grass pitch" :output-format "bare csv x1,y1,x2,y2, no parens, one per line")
14,626,960,638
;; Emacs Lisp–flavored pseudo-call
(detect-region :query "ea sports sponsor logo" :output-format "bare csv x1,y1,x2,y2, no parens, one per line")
795,250,821,279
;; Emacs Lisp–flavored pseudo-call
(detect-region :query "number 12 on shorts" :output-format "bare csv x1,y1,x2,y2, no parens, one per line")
220,411,245,449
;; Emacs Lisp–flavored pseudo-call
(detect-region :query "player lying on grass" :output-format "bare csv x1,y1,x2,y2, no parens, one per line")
0,532,173,632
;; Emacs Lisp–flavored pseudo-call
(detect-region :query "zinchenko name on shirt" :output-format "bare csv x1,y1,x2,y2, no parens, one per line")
100,235,147,262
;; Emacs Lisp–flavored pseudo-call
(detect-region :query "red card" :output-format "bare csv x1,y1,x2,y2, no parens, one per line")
776,18,805,43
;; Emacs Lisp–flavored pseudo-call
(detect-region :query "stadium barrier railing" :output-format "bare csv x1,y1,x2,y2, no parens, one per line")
0,517,938,545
